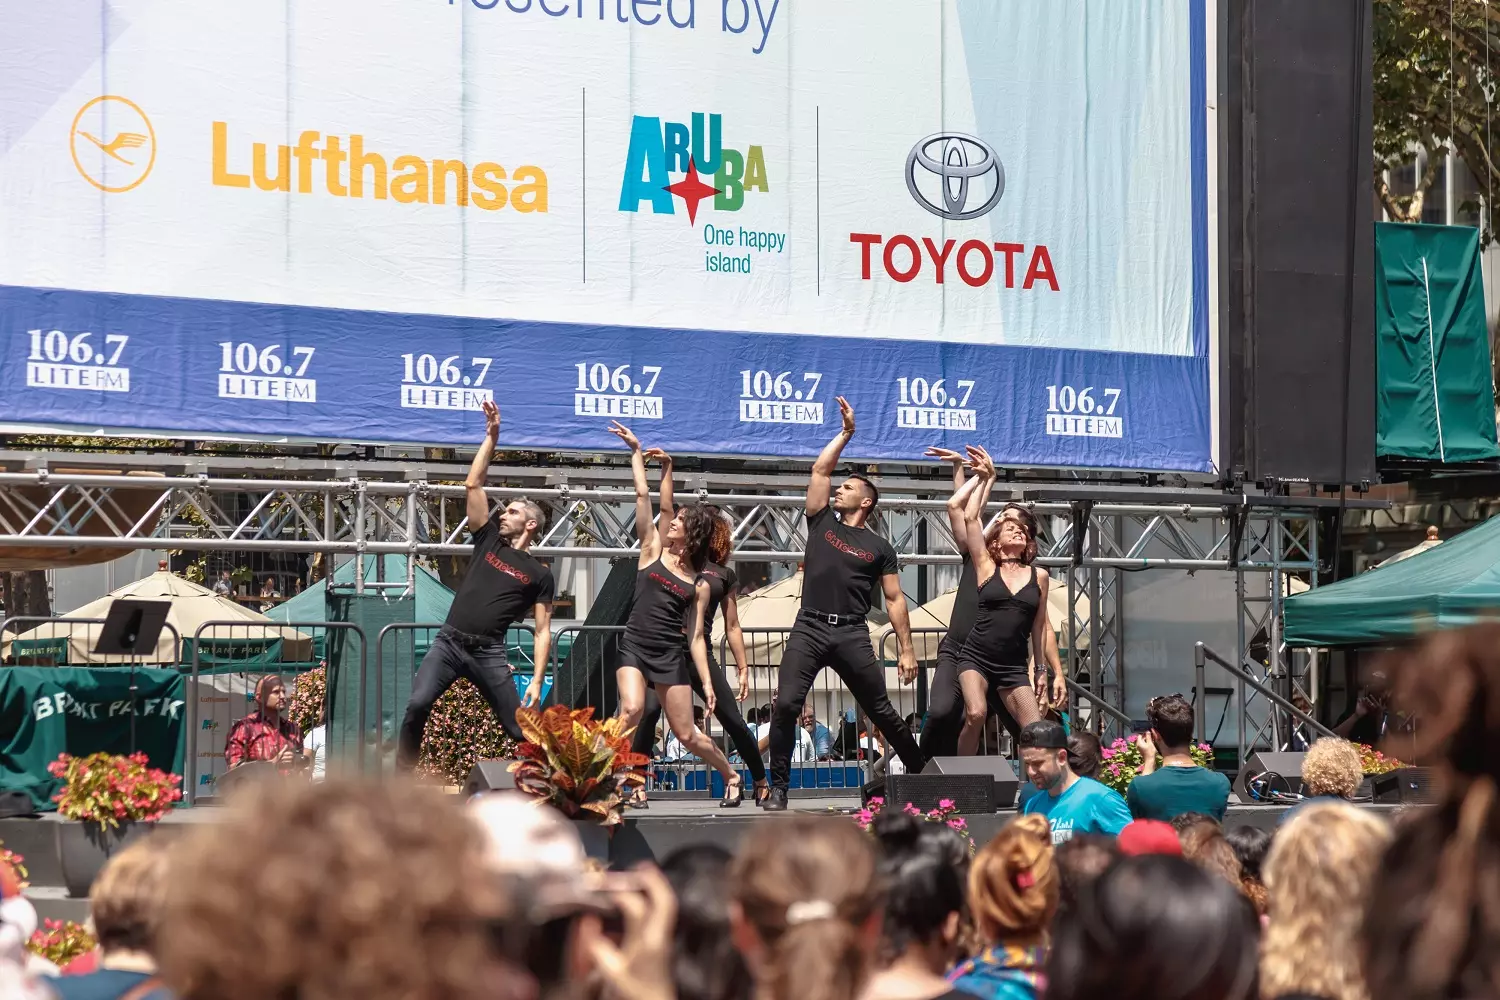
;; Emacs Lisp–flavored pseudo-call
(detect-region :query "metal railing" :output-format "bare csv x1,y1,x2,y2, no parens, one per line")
185,620,366,804
1194,641,1334,763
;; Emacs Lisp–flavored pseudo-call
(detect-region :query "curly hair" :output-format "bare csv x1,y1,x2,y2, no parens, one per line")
157,777,525,1000
730,815,883,1000
1301,737,1364,799
678,505,717,573
1263,803,1390,1000
1176,819,1245,896
968,813,1057,943
706,507,733,565
1363,624,1500,1000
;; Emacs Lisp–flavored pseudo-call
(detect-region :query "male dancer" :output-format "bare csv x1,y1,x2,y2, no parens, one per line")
764,397,925,810
396,401,554,769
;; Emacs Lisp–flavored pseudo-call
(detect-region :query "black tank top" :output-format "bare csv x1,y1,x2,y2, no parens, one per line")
697,561,738,637
624,558,696,648
959,564,1040,667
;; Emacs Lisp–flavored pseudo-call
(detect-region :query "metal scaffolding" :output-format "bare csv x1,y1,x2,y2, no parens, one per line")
0,455,1383,754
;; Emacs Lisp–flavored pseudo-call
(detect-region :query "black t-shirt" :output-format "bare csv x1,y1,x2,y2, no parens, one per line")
942,553,978,650
445,516,555,639
698,561,738,636
801,505,899,617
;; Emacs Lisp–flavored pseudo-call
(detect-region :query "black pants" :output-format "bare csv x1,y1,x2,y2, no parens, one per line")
769,616,925,788
630,650,767,783
396,629,523,769
920,641,1021,758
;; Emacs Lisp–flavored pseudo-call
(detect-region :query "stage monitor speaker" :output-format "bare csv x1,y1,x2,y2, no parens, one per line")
912,756,1021,810
464,760,517,797
1232,751,1306,803
881,773,998,814
1372,767,1433,805
1222,0,1376,486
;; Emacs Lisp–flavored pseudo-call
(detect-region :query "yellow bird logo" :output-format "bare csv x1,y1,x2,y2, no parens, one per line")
78,130,149,166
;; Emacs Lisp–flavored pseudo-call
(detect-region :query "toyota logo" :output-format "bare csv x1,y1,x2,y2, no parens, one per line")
905,132,1005,221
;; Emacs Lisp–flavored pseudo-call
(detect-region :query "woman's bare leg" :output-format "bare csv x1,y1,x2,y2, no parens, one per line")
956,669,991,756
659,683,739,784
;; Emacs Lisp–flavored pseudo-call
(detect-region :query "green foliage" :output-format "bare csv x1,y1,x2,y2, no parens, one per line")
416,679,521,785
47,752,182,827
1095,738,1216,796
28,920,96,967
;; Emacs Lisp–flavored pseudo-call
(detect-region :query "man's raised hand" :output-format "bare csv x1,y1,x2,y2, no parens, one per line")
837,396,856,437
481,399,500,439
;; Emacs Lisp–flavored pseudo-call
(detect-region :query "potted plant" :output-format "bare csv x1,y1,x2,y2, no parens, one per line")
48,752,182,897
508,705,648,860
1354,742,1411,800
27,920,96,968
1096,738,1217,796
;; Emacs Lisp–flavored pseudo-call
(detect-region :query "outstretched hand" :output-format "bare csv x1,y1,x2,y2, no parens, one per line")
837,396,856,436
481,399,501,439
924,446,965,464
608,421,642,451
643,447,672,466
965,444,997,479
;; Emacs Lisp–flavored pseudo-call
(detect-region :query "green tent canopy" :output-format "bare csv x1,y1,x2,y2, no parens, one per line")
1375,222,1499,463
1283,514,1500,647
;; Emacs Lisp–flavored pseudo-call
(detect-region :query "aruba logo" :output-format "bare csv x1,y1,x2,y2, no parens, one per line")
618,113,768,224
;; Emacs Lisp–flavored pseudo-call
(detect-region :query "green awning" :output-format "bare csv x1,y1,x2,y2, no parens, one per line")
1375,222,1499,463
1283,514,1500,646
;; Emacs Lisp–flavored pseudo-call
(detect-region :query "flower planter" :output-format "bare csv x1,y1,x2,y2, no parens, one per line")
569,820,612,863
55,819,147,898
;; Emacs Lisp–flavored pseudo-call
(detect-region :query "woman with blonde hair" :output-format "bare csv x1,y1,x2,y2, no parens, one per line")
1262,802,1391,1000
730,815,884,1000
949,813,1057,1000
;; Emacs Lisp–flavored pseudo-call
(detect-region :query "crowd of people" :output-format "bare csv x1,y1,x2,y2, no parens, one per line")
2,623,1496,1000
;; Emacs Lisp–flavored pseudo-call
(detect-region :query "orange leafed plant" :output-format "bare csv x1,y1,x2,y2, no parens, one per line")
509,705,648,826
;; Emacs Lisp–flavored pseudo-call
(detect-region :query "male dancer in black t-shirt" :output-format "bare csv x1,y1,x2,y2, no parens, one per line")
396,401,555,769
763,396,925,810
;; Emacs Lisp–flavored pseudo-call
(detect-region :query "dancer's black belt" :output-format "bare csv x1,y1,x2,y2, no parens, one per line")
798,609,867,627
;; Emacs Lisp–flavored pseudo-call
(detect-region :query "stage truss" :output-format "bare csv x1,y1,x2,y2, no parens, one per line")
0,455,1378,758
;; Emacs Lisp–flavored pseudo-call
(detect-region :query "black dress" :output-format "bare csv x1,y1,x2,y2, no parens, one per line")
619,557,697,686
956,563,1040,690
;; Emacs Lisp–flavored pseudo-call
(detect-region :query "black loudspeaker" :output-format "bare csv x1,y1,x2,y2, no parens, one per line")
464,760,517,797
1221,0,1376,486
877,756,1020,811
1232,751,1307,802
1372,767,1433,805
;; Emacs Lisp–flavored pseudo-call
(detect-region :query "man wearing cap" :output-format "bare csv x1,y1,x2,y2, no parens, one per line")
224,675,301,770
1019,720,1131,845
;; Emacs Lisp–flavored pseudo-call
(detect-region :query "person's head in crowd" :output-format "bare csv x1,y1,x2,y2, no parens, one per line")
1223,826,1272,918
660,845,752,1000
253,674,286,720
1168,811,1216,836
730,815,883,1000
968,814,1057,946
470,793,615,999
1019,721,1072,793
903,712,922,734
1066,732,1102,780
1053,835,1121,915
1145,694,1196,752
84,836,173,975
867,810,971,982
1262,803,1390,1000
1115,820,1182,858
1175,816,1245,895
158,777,528,1000
1047,855,1259,1000
1300,737,1363,800
1364,624,1500,1000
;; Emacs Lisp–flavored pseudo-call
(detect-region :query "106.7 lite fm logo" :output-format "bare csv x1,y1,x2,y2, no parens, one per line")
618,112,784,276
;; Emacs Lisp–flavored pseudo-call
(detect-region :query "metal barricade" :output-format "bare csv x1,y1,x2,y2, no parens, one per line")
372,621,538,763
185,620,366,804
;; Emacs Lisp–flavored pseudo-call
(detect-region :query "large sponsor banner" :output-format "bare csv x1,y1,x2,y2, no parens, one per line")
0,0,1214,472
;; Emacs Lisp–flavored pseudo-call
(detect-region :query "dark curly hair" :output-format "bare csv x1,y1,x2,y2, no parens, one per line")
991,504,1039,565
679,505,717,572
705,506,733,565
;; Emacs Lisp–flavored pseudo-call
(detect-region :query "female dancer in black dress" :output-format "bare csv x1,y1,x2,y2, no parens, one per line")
954,445,1067,755
608,421,742,806
628,506,770,804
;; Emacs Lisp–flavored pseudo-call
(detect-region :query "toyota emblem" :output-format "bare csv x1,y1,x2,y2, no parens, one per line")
905,132,1005,221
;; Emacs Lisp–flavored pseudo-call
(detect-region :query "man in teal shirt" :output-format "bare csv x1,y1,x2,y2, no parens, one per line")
1020,721,1132,844
1126,694,1231,822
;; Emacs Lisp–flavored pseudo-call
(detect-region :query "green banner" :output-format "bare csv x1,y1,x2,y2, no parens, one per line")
0,667,186,811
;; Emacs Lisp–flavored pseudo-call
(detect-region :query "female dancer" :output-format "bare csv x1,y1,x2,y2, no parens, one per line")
629,506,770,804
607,421,744,807
954,445,1067,755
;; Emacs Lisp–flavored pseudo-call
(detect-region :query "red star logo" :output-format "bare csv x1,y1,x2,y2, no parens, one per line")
663,157,721,225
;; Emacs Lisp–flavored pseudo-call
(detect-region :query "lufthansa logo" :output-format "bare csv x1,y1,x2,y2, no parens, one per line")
904,133,1004,221
70,96,157,193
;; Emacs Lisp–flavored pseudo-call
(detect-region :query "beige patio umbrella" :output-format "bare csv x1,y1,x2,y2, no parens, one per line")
711,571,891,665
5,562,312,664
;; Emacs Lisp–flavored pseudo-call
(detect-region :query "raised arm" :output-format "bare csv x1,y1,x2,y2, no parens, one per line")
808,396,856,515
962,445,999,584
942,461,983,554
465,400,501,531
608,421,659,566
689,581,717,719
644,447,675,540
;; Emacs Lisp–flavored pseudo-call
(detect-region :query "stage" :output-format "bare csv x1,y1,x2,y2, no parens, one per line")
3,796,1405,922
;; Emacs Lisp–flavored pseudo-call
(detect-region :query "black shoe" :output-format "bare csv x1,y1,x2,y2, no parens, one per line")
720,777,744,808
763,786,789,812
